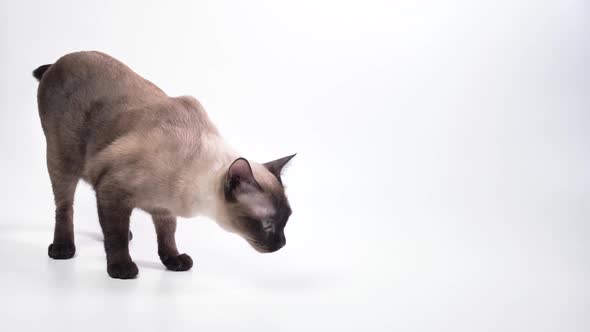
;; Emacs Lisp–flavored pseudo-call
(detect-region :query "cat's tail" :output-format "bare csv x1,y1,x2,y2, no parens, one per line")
32,64,52,81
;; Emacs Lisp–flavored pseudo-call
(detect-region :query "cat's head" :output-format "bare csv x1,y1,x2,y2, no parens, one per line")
217,155,295,253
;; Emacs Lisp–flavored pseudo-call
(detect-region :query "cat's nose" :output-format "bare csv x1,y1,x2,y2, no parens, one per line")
272,232,286,251
276,238,286,250
263,229,285,252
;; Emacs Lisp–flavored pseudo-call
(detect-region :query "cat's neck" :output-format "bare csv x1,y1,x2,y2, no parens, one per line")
180,132,239,219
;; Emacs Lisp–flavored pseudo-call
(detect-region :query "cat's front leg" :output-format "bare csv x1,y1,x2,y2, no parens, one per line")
96,188,138,279
152,213,193,271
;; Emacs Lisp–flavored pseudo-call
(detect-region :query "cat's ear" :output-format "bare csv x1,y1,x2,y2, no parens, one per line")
224,158,261,200
264,154,296,182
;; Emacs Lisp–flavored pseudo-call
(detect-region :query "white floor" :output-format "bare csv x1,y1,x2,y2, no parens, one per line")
1,0,589,331
1,175,588,331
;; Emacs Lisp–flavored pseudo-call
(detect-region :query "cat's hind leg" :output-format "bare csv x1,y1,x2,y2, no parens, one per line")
47,158,79,259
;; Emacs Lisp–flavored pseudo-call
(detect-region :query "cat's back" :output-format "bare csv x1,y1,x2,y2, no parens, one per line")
38,51,166,109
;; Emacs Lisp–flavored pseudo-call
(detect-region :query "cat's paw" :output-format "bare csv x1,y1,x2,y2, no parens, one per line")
128,230,133,241
48,242,76,259
162,253,193,271
107,261,139,279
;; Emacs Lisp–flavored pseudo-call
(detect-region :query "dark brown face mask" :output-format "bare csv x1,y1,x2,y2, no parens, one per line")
223,156,294,253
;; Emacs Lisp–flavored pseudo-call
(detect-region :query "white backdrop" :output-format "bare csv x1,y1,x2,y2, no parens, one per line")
0,0,588,331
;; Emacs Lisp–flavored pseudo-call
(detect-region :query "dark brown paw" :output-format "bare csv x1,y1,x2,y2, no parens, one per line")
128,230,133,241
162,253,193,271
48,242,76,259
107,261,138,279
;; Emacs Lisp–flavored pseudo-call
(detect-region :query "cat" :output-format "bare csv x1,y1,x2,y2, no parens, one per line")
33,51,295,279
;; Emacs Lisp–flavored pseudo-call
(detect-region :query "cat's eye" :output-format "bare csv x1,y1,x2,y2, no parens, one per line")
261,219,273,231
